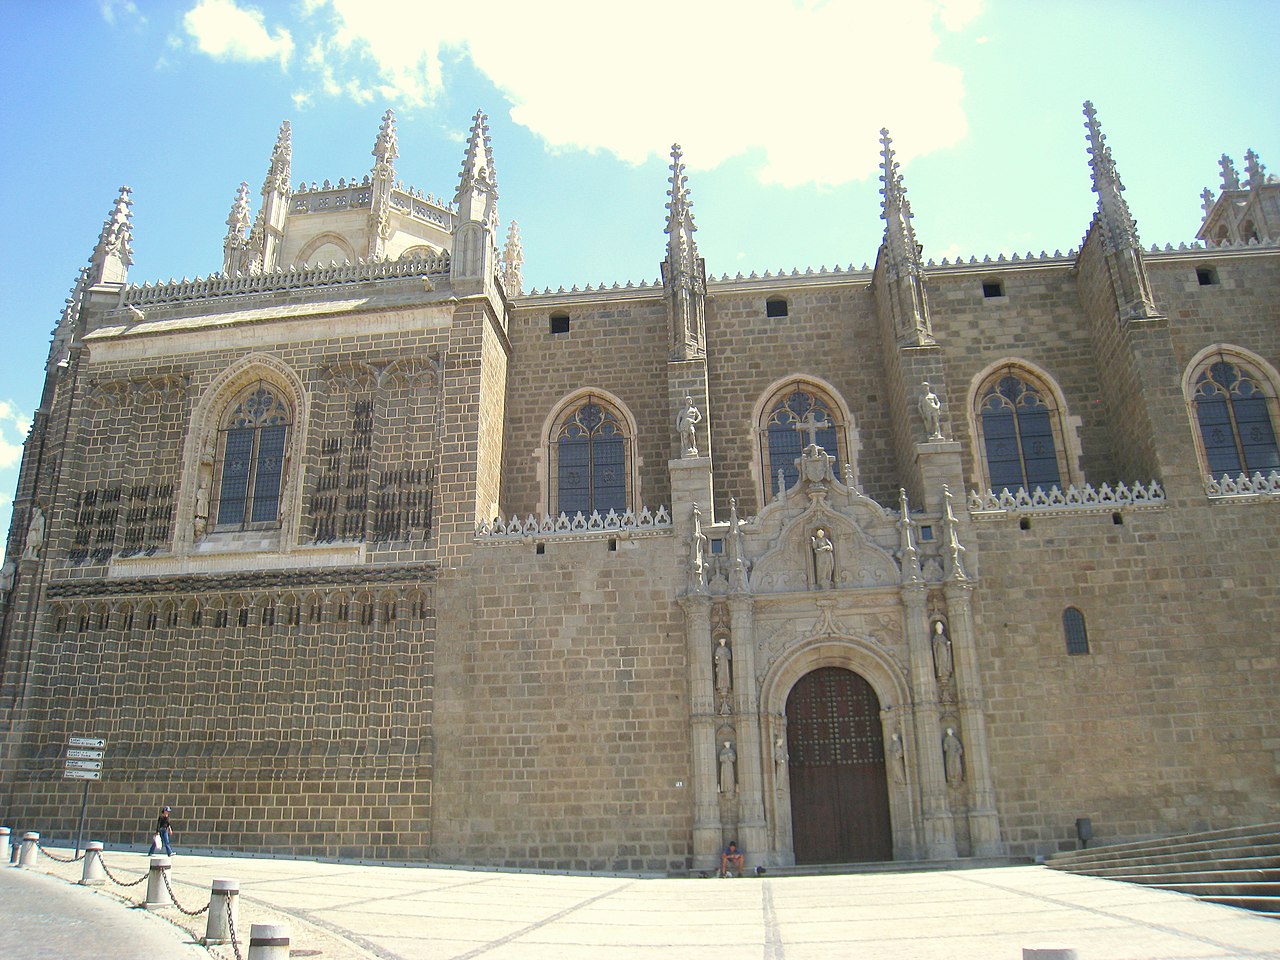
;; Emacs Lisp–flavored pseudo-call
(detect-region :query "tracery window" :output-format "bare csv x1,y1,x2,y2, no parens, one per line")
214,382,291,530
759,384,845,499
550,397,630,516
1190,357,1280,477
1063,607,1089,656
976,371,1065,491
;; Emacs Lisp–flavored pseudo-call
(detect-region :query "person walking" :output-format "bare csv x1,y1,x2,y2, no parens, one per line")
148,805,174,856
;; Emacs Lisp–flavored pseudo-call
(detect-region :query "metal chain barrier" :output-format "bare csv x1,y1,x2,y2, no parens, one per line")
36,841,82,863
160,867,210,917
98,855,149,888
225,894,244,960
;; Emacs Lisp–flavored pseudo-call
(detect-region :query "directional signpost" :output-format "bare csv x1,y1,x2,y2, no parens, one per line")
64,736,106,856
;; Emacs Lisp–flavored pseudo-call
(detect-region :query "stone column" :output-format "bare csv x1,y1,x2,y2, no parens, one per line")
728,593,768,866
945,579,1004,856
682,594,721,871
903,584,957,859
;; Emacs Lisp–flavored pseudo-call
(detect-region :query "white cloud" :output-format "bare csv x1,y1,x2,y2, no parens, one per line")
186,0,982,187
101,0,146,27
0,400,29,472
184,0,294,67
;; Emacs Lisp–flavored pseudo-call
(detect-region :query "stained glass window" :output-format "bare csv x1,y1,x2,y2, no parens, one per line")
979,374,1062,491
762,387,841,498
1193,360,1279,477
554,400,628,516
215,383,291,528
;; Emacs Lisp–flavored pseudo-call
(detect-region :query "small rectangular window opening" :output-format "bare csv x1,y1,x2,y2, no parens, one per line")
1019,517,1031,530
535,542,546,555
918,525,934,542
710,538,725,554
766,298,789,318
1112,511,1124,525
982,281,1004,299
550,314,571,335
608,539,618,552
1196,267,1218,286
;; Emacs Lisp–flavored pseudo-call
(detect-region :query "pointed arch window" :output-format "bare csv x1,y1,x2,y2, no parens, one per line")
550,397,631,516
214,382,291,530
759,384,845,499
977,371,1065,491
1191,358,1279,477
1063,607,1089,655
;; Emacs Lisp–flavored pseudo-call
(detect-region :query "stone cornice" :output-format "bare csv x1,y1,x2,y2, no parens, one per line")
46,563,436,599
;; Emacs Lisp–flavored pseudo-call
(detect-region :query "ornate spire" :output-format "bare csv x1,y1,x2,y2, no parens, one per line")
665,144,699,275
878,129,933,346
940,484,969,582
1083,101,1141,254
897,488,922,583
1244,148,1267,189
501,220,524,296
1220,154,1241,191
223,181,253,276
454,109,498,226
265,120,292,196
372,108,398,164
87,186,134,286
728,497,749,594
661,144,706,360
1200,187,1215,221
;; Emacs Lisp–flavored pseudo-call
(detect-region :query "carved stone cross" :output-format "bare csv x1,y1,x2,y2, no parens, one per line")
794,410,828,448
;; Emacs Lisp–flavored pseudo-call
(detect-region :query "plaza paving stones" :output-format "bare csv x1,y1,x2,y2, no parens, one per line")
19,846,1280,960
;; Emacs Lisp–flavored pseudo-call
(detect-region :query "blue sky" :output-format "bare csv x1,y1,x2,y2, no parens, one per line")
1,0,1277,556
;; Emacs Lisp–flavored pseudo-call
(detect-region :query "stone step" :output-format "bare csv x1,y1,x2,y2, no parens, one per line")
1046,823,1280,866
760,856,1025,878
1100,867,1280,887
1050,845,1280,874
1176,891,1280,915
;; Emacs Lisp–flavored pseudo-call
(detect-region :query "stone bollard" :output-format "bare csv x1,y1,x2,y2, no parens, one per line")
144,856,173,909
18,832,39,867
1023,948,1078,960
246,921,290,960
203,879,240,945
79,842,106,885
0,826,10,863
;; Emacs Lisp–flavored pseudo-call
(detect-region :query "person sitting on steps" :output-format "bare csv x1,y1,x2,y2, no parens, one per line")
720,840,744,878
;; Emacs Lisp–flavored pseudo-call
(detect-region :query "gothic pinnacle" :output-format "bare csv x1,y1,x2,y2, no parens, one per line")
455,109,497,206
1083,101,1140,253
266,120,292,194
1244,148,1267,188
665,144,699,268
88,185,134,285
373,109,399,163
225,181,251,239
502,220,524,296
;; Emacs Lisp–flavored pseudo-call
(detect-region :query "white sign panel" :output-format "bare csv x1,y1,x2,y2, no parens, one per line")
66,749,103,760
65,759,102,771
68,737,106,749
63,769,101,781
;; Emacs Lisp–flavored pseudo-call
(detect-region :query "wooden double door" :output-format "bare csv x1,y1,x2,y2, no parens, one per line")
786,667,892,863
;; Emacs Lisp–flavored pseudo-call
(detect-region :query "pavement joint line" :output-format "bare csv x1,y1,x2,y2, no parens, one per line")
952,870,1280,959
293,872,505,914
761,879,785,960
444,879,637,960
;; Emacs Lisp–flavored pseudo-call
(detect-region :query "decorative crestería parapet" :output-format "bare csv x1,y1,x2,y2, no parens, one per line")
476,507,672,542
121,253,450,308
1204,470,1280,500
968,480,1166,518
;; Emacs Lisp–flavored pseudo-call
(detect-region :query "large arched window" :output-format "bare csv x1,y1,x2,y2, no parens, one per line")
214,381,291,529
759,383,847,499
1190,356,1279,477
550,396,631,516
976,370,1066,491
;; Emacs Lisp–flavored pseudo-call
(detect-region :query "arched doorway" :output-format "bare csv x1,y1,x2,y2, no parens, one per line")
786,666,892,863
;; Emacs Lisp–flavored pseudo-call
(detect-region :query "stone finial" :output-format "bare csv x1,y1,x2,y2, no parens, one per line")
225,181,251,240
501,220,524,296
878,128,933,344
1244,148,1267,189
940,483,968,581
665,144,699,273
1220,154,1241,191
88,186,134,286
1082,101,1140,254
372,108,399,164
1200,187,1215,220
454,109,498,220
897,487,922,583
265,120,292,196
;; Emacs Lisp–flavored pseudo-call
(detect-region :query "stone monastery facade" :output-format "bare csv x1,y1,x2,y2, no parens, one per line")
0,105,1277,874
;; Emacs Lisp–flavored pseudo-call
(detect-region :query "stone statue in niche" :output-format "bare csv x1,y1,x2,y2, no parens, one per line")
919,381,944,440
193,478,210,541
889,731,906,784
0,559,14,601
943,727,965,784
719,740,737,795
931,620,954,681
713,637,732,697
773,735,788,780
690,504,707,588
677,395,702,457
23,505,45,561
811,528,835,589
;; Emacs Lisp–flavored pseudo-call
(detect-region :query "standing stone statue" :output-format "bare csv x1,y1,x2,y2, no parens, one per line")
719,740,737,795
677,395,702,457
713,637,732,696
193,478,211,540
919,381,944,440
23,505,45,561
931,620,954,681
773,735,788,779
889,731,906,784
0,559,14,602
943,727,965,784
811,528,835,589
690,504,707,587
